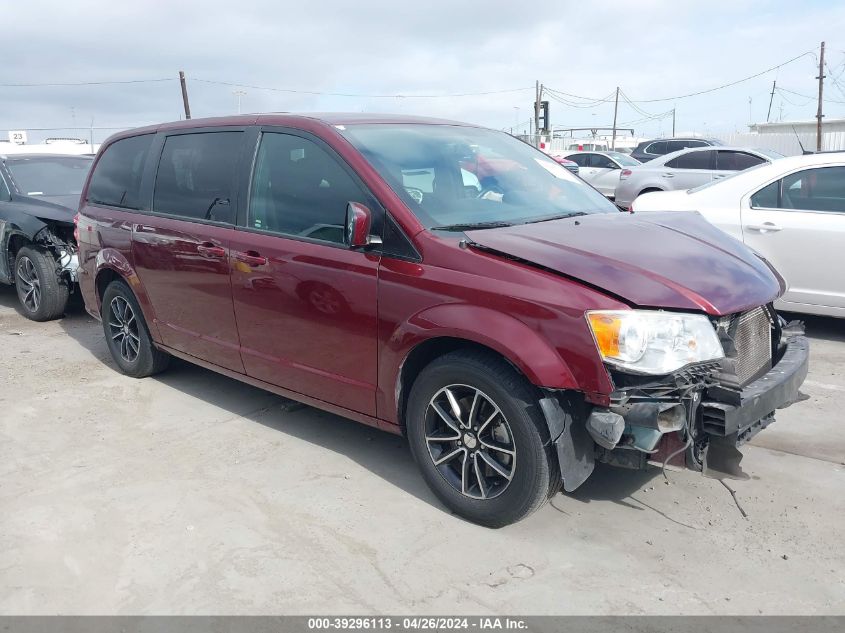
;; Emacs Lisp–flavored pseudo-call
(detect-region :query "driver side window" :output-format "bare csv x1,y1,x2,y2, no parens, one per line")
249,132,372,244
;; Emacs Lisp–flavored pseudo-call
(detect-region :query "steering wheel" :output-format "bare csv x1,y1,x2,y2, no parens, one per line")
476,184,504,200
405,187,424,204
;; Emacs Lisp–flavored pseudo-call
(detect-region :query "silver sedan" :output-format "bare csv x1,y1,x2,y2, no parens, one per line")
562,151,641,199
614,146,782,210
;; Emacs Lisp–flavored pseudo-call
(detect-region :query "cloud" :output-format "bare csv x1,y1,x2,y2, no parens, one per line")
1,0,843,143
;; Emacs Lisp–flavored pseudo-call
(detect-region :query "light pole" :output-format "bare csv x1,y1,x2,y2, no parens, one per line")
513,106,520,134
232,89,247,115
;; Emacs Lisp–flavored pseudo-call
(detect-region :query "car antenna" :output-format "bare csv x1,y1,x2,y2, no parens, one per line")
792,125,810,155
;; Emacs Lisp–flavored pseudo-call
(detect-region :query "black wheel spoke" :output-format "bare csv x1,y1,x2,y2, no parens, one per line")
108,296,140,363
16,256,41,312
425,384,516,500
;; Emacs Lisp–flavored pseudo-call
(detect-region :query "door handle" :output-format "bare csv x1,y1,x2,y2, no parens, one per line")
745,222,783,232
197,242,227,258
233,250,268,266
661,172,675,178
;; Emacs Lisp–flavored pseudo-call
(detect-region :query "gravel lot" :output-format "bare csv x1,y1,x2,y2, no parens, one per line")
1,284,843,615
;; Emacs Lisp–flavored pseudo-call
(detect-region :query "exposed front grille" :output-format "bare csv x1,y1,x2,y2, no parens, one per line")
711,306,774,390
733,307,773,385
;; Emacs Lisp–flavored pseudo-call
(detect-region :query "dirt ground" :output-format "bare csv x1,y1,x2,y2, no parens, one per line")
1,284,843,615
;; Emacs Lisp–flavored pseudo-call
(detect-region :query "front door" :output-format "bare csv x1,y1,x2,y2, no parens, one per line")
230,130,380,416
743,165,845,310
132,130,247,372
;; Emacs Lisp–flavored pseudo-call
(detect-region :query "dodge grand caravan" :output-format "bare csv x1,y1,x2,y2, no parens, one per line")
76,114,809,527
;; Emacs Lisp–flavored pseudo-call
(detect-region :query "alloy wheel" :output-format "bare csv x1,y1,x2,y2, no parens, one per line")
16,256,41,313
107,296,141,363
424,384,516,500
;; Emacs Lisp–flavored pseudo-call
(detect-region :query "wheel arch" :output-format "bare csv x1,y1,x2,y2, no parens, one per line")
92,249,159,339
383,304,579,430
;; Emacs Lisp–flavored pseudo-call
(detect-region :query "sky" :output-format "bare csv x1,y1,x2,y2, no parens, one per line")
2,0,845,144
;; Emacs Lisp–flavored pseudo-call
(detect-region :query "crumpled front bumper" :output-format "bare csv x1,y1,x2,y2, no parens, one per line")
701,331,809,445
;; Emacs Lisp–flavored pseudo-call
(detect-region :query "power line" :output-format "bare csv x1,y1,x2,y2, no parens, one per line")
777,86,845,104
0,78,175,87
545,50,817,104
190,78,533,98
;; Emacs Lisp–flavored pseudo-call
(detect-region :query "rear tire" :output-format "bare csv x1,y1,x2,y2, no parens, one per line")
406,350,560,528
14,245,69,321
101,280,170,378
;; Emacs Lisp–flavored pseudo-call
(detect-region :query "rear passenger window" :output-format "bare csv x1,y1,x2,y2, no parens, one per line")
645,141,667,155
87,134,154,209
249,132,370,244
665,150,714,170
153,132,243,223
716,151,765,171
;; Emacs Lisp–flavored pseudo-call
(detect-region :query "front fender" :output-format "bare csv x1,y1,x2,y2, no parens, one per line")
379,303,579,424
0,214,46,284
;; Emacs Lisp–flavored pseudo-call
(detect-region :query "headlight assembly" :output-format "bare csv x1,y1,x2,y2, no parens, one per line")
586,310,724,375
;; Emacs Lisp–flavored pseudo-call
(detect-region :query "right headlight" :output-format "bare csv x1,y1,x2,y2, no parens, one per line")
586,310,724,375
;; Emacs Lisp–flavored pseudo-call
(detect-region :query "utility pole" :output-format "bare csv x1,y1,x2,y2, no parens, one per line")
816,41,825,151
611,86,619,150
767,79,777,123
179,71,192,120
534,80,541,144
672,108,676,137
232,89,247,115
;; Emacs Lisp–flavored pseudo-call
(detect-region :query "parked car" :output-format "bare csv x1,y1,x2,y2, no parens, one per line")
76,114,808,527
562,151,641,199
630,137,724,163
632,152,845,318
549,154,580,175
0,153,93,320
615,146,782,210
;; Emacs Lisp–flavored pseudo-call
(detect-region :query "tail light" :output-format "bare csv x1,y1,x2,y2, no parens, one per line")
73,213,80,242
620,169,633,180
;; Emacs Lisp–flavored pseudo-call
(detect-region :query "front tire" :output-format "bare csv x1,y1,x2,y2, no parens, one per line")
406,350,560,528
101,280,170,378
14,245,69,321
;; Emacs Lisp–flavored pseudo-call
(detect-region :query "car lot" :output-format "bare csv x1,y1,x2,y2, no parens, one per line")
1,284,844,615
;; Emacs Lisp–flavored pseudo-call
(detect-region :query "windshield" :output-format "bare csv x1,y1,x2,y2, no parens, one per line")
6,156,92,196
606,152,641,166
754,148,785,160
341,124,617,229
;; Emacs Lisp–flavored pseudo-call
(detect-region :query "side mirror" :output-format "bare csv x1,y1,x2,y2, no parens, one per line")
346,202,382,248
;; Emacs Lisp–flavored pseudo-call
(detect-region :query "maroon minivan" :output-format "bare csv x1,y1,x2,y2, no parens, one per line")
76,114,808,527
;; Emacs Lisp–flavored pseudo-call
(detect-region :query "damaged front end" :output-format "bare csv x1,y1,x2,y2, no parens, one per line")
546,305,809,490
35,223,80,285
591,305,808,480
0,219,79,287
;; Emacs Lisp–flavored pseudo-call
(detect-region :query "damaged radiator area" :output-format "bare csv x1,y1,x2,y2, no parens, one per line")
583,305,806,481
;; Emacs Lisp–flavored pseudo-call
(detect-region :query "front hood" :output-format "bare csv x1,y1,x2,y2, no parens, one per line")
15,194,79,223
465,211,783,316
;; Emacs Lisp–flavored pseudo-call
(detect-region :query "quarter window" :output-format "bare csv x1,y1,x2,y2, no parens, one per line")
87,134,154,209
750,181,779,208
153,132,243,223
645,141,667,155
665,150,714,170
249,132,371,244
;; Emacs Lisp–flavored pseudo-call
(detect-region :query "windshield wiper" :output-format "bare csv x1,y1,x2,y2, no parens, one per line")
520,212,589,225
430,221,514,231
